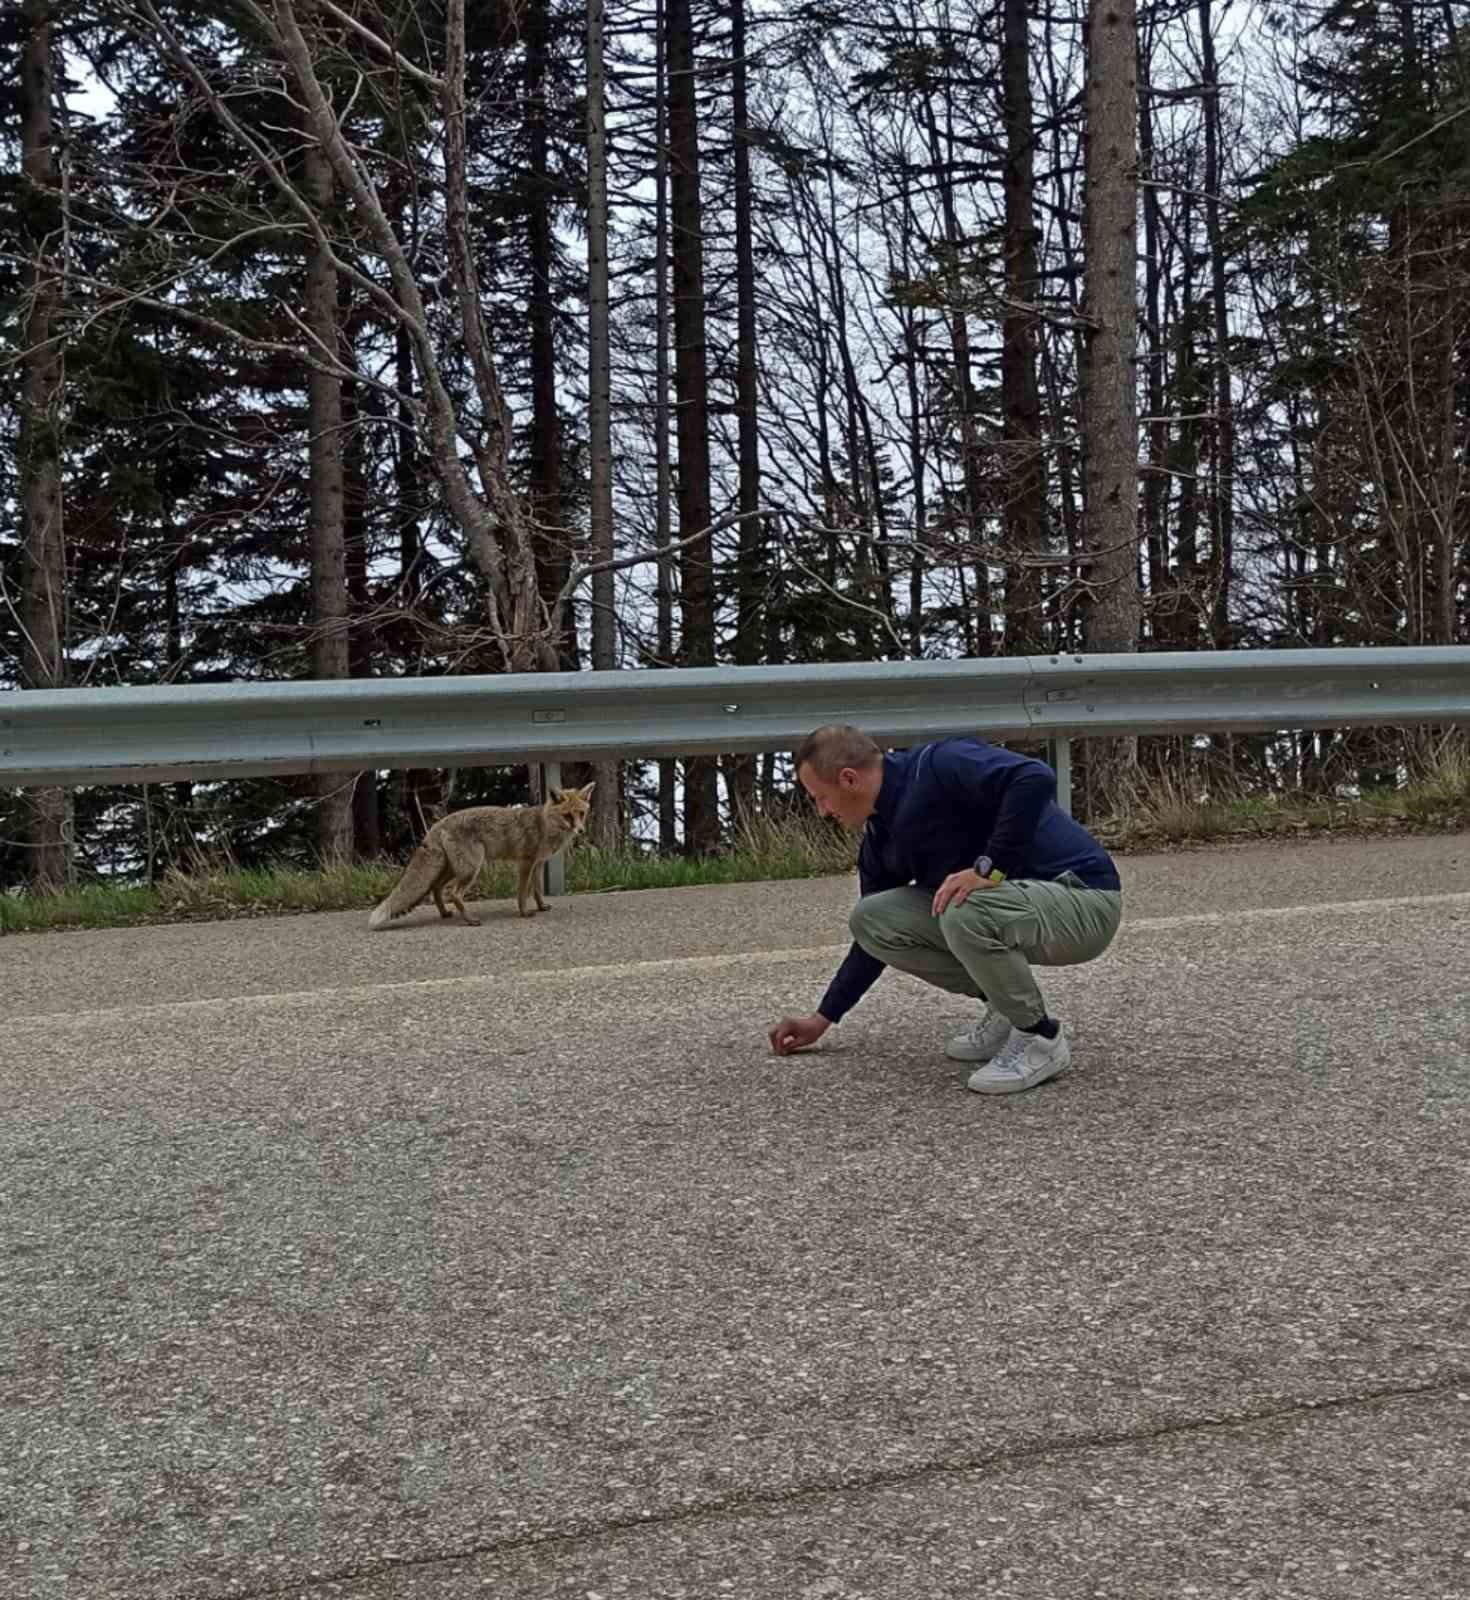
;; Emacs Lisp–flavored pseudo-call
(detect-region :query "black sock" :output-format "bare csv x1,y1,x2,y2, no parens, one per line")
1020,1015,1059,1040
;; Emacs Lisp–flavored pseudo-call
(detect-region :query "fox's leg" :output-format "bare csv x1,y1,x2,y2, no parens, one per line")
515,857,537,918
532,858,549,913
431,869,454,919
446,879,481,926
443,843,484,926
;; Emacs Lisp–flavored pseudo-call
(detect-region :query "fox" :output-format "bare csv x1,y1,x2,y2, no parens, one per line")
368,783,595,929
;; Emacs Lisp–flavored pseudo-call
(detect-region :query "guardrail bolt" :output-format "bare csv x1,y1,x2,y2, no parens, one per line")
724,704,740,714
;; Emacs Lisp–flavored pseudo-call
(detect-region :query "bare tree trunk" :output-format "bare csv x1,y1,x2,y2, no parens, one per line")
788,174,845,658
585,0,619,845
918,86,992,651
821,157,895,655
1138,25,1168,640
394,322,423,618
728,0,762,822
1137,23,1171,773
1081,0,1142,807
814,160,879,660
529,0,573,667
1001,0,1047,654
653,0,676,850
161,550,197,869
439,0,552,669
881,175,932,657
1081,0,1142,655
18,0,71,890
1172,208,1205,648
1039,2,1085,650
303,139,353,862
1432,289,1458,645
900,300,929,658
341,329,379,859
668,0,719,853
1198,0,1236,647
1038,331,1082,648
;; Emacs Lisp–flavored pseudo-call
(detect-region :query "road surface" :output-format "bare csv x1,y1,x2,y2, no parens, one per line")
3,831,1468,1598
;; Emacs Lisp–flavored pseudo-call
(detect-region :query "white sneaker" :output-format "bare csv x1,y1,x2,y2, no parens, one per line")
945,1005,1013,1063
967,1024,1071,1094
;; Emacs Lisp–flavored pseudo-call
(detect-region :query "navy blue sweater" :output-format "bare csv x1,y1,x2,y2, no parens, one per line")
817,738,1121,1023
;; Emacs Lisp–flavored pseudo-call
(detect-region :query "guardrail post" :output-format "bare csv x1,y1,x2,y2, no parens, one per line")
1048,736,1073,815
541,761,565,897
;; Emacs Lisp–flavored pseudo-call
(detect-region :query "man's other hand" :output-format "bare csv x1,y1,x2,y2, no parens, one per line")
931,868,994,917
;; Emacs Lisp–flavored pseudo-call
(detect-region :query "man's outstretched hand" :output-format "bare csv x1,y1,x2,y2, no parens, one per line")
768,1013,831,1056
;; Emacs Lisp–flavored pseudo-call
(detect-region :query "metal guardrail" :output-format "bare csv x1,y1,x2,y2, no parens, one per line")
5,648,1469,795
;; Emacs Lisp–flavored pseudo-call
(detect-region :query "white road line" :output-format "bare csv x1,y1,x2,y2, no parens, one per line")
1127,889,1470,931
11,889,1470,1029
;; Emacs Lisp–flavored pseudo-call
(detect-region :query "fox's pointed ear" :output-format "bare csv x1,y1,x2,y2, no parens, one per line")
548,787,563,802
580,782,596,799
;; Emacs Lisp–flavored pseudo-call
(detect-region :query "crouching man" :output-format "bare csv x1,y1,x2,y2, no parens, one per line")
767,723,1122,1093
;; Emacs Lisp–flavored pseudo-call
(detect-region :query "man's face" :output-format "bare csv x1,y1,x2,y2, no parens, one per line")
799,761,877,832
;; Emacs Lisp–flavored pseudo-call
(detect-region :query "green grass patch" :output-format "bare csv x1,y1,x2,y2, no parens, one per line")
1095,752,1470,849
0,880,161,934
569,811,855,893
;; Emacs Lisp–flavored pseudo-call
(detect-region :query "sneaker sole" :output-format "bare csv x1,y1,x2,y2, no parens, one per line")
966,1046,1071,1094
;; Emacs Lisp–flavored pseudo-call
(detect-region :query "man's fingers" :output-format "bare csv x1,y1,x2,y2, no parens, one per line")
934,872,981,916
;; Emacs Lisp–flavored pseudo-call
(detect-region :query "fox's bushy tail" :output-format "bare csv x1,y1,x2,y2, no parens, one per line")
368,844,439,929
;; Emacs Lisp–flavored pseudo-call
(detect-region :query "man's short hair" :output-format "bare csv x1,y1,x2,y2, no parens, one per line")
794,723,882,781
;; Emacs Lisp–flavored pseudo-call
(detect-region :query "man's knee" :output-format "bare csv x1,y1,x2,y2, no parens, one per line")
849,890,915,953
849,896,880,950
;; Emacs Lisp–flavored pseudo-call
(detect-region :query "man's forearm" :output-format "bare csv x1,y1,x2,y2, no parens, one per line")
817,942,885,1024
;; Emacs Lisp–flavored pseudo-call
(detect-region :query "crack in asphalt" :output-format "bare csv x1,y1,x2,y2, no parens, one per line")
200,1372,1470,1600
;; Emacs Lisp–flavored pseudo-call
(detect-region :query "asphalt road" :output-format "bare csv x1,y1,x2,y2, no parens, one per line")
2,831,1468,1600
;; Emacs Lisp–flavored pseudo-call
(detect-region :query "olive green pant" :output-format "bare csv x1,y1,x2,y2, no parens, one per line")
849,874,1123,1029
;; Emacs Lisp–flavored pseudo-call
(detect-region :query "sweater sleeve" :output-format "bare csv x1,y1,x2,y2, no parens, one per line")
817,824,900,1024
817,944,885,1025
939,743,1056,879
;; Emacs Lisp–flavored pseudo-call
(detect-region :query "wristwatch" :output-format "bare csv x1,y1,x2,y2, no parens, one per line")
973,854,1006,884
